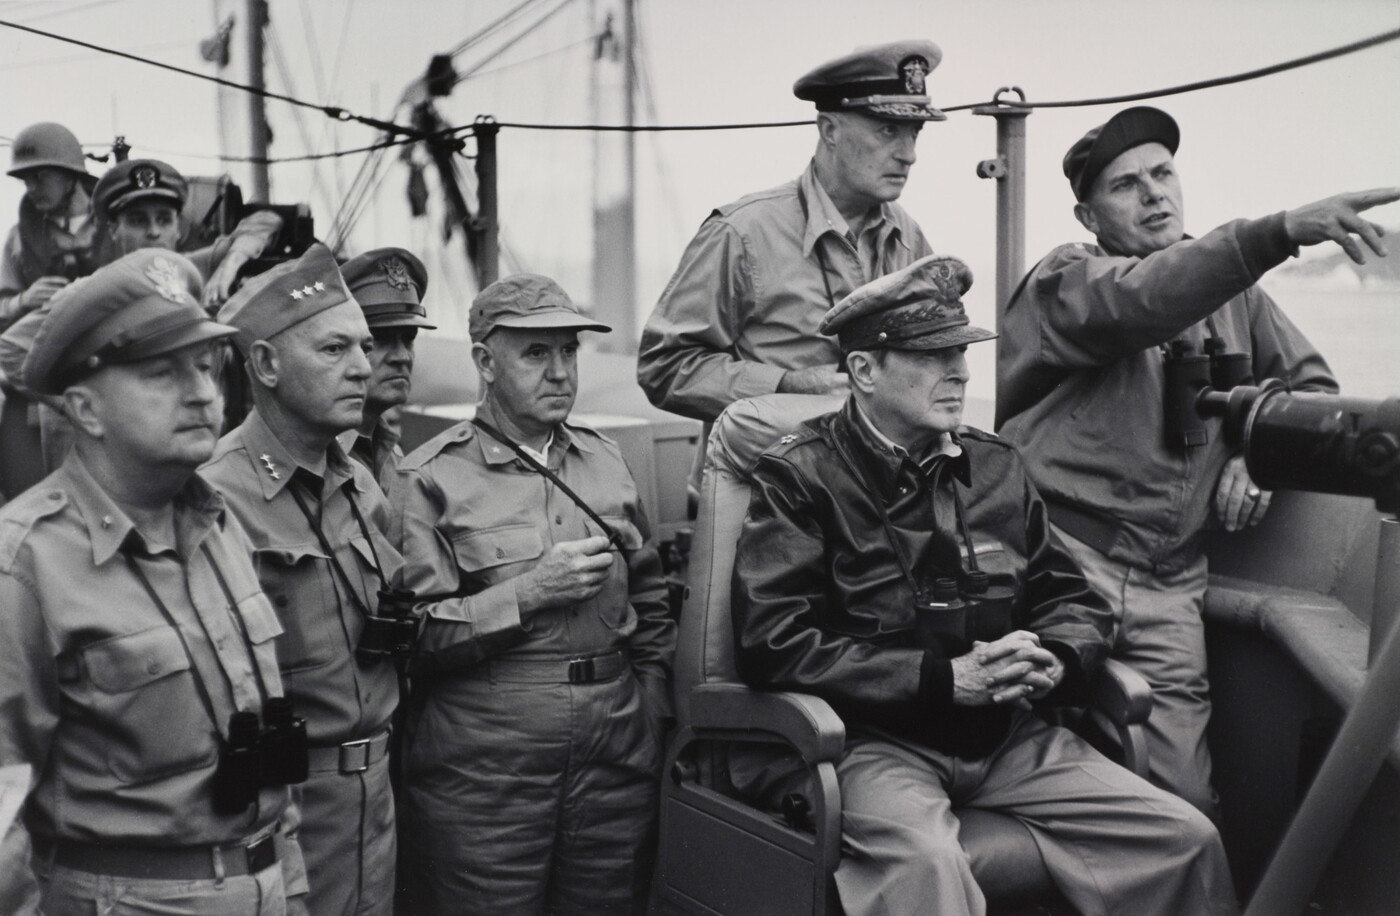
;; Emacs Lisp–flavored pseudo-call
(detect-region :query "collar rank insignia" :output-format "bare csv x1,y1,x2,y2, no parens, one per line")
899,55,929,96
145,256,189,303
259,453,281,480
133,165,159,189
777,433,798,446
382,257,413,291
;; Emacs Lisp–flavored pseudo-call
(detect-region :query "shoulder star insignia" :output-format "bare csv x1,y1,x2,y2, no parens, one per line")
777,433,798,446
313,281,326,291
290,288,304,301
259,453,281,480
302,285,315,296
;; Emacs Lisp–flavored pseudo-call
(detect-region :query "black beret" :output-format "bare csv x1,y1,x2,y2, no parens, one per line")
1063,106,1180,202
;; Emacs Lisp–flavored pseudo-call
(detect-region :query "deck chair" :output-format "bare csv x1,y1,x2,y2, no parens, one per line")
652,393,1152,916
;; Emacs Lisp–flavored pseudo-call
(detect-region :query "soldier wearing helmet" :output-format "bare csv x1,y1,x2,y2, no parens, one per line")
0,122,97,331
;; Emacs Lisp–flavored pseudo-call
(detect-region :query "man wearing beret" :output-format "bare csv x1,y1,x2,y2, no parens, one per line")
395,274,675,914
201,243,404,916
637,41,940,491
0,249,306,914
336,247,434,494
733,254,1236,915
995,105,1400,817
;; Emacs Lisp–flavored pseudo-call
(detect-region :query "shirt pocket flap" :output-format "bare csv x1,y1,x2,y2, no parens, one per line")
452,524,544,573
253,542,328,568
236,593,284,644
83,627,191,693
595,515,644,551
349,533,403,582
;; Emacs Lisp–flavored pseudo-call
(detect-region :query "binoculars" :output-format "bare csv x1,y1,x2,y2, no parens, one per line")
212,697,309,815
1163,337,1255,448
912,572,1017,656
355,586,419,664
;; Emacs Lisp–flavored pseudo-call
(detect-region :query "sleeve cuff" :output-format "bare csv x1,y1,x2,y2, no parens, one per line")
1039,640,1090,705
918,651,954,710
1237,211,1294,278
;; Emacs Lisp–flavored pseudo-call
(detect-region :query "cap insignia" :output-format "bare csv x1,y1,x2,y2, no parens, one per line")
899,55,928,95
290,282,325,302
145,256,190,304
259,453,281,480
133,165,158,189
381,257,413,291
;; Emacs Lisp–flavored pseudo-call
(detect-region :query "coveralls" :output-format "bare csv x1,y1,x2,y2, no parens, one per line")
733,400,1237,916
202,409,403,916
0,455,303,916
395,403,675,915
996,213,1337,814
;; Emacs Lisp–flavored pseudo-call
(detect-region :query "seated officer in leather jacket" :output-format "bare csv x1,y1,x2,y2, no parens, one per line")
731,254,1237,916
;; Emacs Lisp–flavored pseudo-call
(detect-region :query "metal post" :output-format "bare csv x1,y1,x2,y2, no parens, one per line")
473,118,501,288
1371,517,1400,664
1245,517,1400,916
973,88,1031,325
244,0,270,202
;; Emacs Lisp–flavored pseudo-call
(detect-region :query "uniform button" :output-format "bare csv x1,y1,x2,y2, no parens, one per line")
147,661,161,675
275,596,289,608
48,491,61,500
101,515,113,528
555,515,563,525
496,547,505,559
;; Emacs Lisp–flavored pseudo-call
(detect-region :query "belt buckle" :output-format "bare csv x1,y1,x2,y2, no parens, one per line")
338,737,371,773
243,834,277,874
567,657,596,684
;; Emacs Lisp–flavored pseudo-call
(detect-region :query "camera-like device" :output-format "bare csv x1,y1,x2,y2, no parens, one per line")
355,586,419,663
211,698,310,815
1197,380,1400,512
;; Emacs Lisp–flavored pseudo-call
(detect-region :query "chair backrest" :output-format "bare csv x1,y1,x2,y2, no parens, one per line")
673,393,846,731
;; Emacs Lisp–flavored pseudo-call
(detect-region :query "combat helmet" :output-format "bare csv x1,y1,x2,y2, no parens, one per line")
7,122,88,178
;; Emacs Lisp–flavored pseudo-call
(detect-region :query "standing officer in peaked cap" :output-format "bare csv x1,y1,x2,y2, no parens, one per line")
0,248,307,915
336,247,434,495
638,41,942,497
732,254,1237,916
995,106,1400,817
395,273,675,914
201,242,405,916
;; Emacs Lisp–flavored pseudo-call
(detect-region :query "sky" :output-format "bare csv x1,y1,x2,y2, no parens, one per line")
1,0,1398,382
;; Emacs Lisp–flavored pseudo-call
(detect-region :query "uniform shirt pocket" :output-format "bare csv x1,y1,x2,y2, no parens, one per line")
254,543,339,672
451,524,544,586
82,627,217,784
589,515,643,629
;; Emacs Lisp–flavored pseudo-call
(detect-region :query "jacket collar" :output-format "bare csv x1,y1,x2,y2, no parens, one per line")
834,398,971,499
473,399,593,468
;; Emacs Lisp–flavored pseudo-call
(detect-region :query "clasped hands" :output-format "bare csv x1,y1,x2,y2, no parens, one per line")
950,630,1064,707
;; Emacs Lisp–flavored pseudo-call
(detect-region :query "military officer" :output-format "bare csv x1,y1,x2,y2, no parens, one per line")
637,41,941,492
202,243,403,916
0,248,305,915
336,247,434,493
396,274,676,914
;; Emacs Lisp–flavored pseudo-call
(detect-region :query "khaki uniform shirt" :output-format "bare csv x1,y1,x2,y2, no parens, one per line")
637,161,932,423
397,403,675,718
201,409,404,745
0,454,292,886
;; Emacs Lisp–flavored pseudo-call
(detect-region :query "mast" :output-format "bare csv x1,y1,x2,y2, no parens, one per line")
245,0,270,201
590,0,638,353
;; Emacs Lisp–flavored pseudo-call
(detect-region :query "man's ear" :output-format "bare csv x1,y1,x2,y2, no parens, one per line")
247,340,279,389
844,349,878,395
61,384,104,438
815,112,839,151
471,341,495,385
1073,201,1099,236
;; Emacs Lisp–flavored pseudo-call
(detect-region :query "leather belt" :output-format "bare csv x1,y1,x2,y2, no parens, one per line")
37,832,276,880
307,728,391,774
475,649,628,684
